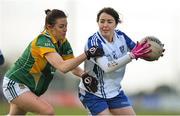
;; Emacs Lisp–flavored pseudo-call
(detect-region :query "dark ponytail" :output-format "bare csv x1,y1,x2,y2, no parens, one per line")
45,9,51,15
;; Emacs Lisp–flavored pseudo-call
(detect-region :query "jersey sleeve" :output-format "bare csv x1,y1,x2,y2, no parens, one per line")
60,40,74,60
84,33,104,63
36,36,56,57
116,30,136,50
86,34,103,50
96,54,132,73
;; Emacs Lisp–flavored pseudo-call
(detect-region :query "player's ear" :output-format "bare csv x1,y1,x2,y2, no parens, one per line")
115,23,118,28
47,24,53,30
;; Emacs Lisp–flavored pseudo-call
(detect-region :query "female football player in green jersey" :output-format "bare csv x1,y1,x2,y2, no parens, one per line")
2,9,103,115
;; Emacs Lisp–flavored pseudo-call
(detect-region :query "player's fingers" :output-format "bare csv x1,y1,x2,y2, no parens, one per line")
141,39,148,46
162,49,165,52
136,41,139,46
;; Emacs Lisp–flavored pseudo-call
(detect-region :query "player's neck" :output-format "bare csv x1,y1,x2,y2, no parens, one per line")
105,35,114,43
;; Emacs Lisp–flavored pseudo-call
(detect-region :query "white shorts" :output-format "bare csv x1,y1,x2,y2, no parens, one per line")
2,77,30,102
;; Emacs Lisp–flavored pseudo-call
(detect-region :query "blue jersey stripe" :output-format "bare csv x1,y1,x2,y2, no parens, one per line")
87,33,103,49
93,64,106,98
99,67,106,98
97,32,106,44
115,30,136,50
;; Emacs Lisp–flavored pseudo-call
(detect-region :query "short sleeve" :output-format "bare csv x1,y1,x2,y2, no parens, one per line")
116,30,136,50
86,33,103,50
60,40,74,60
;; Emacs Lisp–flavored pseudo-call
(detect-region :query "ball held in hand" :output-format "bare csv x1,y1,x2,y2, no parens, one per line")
140,36,165,61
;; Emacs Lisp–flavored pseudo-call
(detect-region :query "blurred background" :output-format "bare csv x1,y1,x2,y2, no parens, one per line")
0,0,180,115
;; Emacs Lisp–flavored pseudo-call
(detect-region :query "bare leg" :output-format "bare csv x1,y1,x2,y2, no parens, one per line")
9,103,27,115
10,91,55,115
97,108,112,115
110,106,136,115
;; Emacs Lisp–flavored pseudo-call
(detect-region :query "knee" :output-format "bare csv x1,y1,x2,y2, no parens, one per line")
40,106,55,115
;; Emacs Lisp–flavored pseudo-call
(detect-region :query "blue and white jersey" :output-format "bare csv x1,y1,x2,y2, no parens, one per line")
79,30,135,98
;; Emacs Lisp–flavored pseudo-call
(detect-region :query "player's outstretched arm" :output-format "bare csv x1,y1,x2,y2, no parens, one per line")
45,46,104,73
45,52,86,73
96,41,151,73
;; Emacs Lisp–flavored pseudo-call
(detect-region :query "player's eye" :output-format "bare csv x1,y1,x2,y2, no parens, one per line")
107,19,114,24
99,20,105,24
59,24,67,29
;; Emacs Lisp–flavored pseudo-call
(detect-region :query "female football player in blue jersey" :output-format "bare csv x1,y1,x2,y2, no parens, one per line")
0,49,4,65
78,7,152,115
2,9,103,115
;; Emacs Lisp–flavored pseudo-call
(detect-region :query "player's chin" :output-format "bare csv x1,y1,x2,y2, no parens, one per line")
101,32,110,37
60,35,66,39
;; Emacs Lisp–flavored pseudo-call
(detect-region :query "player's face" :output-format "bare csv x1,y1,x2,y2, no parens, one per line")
51,18,67,40
98,13,117,41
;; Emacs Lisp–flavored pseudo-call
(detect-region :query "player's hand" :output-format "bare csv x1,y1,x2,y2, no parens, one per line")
160,45,165,57
85,46,104,60
81,73,98,93
130,40,152,60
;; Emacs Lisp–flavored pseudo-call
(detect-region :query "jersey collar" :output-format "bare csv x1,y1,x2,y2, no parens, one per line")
42,30,67,44
42,30,58,44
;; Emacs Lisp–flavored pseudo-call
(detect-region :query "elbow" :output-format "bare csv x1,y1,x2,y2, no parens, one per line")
59,68,69,73
99,66,113,73
56,62,70,73
99,63,118,73
103,68,113,73
58,65,70,74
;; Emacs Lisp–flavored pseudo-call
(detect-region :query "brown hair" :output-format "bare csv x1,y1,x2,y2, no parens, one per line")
97,7,121,24
45,9,67,29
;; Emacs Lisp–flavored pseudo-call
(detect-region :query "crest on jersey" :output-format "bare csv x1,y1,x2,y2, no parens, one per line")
119,45,125,54
112,51,118,59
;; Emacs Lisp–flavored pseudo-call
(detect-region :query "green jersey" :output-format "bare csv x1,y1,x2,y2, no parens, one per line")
5,30,74,96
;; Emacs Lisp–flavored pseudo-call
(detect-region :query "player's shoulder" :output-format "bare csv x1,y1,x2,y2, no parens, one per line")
87,32,97,44
115,29,126,36
87,32,98,41
37,34,51,43
86,32,104,48
115,29,130,41
35,34,54,48
88,32,106,44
